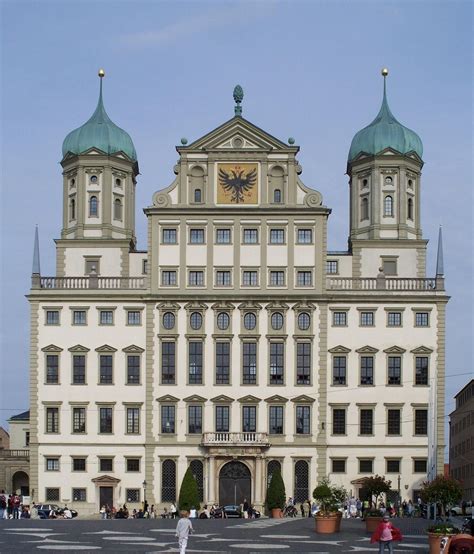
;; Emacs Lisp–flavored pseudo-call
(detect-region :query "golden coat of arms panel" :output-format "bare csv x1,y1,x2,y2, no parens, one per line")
217,163,258,204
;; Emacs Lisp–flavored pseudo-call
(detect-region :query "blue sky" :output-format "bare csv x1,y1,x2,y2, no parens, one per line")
1,1,472,442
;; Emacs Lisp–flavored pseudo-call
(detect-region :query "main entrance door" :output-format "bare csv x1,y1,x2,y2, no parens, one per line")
219,461,251,506
99,486,113,508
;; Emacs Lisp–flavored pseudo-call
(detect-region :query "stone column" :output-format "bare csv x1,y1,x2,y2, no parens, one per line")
208,456,216,505
254,456,262,508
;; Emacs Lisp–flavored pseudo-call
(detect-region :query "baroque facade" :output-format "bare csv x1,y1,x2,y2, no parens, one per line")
27,70,448,514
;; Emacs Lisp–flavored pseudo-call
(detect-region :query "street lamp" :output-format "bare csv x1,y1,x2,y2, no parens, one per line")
397,475,401,516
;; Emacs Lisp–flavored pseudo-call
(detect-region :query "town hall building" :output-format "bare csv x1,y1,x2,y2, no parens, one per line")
27,69,447,514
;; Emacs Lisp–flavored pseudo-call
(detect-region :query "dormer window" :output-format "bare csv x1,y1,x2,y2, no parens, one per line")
384,195,393,217
194,189,202,203
90,175,98,184
89,196,98,217
274,189,282,203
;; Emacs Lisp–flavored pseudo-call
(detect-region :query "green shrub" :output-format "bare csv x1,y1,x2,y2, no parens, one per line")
266,469,286,510
421,475,463,521
178,467,200,512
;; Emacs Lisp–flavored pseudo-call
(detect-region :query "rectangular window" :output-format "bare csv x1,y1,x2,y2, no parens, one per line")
332,409,346,435
269,406,284,435
126,489,140,503
415,312,430,327
333,357,346,385
188,341,203,384
46,354,59,384
360,409,374,435
99,355,113,384
127,355,140,384
296,271,312,287
333,311,347,326
386,459,401,473
296,343,311,385
415,357,429,385
46,458,59,471
387,312,402,327
162,228,177,244
414,459,427,473
99,458,113,472
188,271,204,286
216,270,231,287
45,488,60,502
269,229,285,244
216,228,231,244
99,407,113,434
297,229,312,244
72,488,87,502
127,311,141,325
126,407,140,434
242,406,256,432
359,459,373,473
142,260,148,274
415,409,428,435
72,407,86,434
126,458,140,472
99,310,114,325
216,405,229,432
269,270,285,286
85,259,100,275
388,356,401,385
46,310,60,325
162,270,177,286
383,259,397,275
161,405,175,434
269,342,284,385
242,342,257,385
296,405,310,434
215,342,230,385
360,312,374,326
25,432,30,446
242,270,258,286
332,459,346,473
73,310,87,325
326,261,338,274
72,458,86,471
162,342,176,384
46,407,59,433
387,409,401,435
190,228,204,244
360,356,374,385
243,228,258,244
188,405,202,434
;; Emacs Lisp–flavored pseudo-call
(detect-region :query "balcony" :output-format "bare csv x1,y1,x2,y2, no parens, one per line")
36,276,146,290
0,449,30,459
201,432,270,447
326,277,443,292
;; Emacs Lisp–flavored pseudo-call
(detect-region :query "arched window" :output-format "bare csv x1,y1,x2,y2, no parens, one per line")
114,198,122,221
194,189,202,203
89,196,98,217
361,197,369,220
271,312,284,330
294,460,309,502
384,195,393,217
115,178,122,187
267,460,282,485
190,460,204,501
407,197,414,220
161,459,176,502
274,189,282,203
70,198,76,221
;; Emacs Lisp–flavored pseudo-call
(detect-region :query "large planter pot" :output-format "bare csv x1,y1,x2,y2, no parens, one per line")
365,516,381,533
315,514,339,534
271,508,283,518
427,532,457,554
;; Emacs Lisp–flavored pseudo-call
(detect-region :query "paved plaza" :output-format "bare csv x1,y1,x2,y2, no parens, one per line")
0,516,438,553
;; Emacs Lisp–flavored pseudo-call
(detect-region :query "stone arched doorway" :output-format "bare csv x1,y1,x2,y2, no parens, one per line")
219,461,251,507
12,471,29,496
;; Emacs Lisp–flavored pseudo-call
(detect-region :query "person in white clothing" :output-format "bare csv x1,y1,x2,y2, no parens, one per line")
176,510,193,554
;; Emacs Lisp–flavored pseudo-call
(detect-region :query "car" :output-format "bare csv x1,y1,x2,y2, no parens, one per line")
223,505,242,518
450,505,473,516
36,504,78,519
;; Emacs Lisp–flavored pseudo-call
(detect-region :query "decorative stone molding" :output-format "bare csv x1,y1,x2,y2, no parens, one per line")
95,345,118,353
383,346,407,354
41,344,63,352
304,191,322,207
152,191,170,207
328,345,351,354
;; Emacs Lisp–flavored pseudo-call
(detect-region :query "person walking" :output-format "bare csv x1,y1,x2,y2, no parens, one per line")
170,502,177,519
370,514,402,553
176,510,194,554
0,491,6,520
243,498,249,519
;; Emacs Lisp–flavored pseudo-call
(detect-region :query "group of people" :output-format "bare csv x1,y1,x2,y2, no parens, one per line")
99,501,160,519
0,490,24,519
342,496,420,519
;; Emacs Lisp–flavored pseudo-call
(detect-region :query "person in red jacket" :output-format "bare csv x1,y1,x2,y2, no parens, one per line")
370,514,403,553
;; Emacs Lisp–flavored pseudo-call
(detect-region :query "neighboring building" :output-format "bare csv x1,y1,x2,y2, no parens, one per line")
27,69,448,514
0,427,9,450
449,380,474,501
0,411,30,495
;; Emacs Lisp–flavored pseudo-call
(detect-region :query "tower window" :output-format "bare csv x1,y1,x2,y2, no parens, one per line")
361,197,369,220
408,179,413,188
384,195,393,217
90,175,98,184
70,178,76,188
273,189,282,203
194,189,202,203
70,198,76,221
89,196,98,217
407,197,414,220
385,176,393,185
114,198,123,221
362,179,368,188
115,178,122,187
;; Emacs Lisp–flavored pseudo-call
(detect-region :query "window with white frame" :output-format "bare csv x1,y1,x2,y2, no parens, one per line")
127,355,140,384
360,311,374,326
162,228,177,244
387,311,402,327
162,270,177,286
189,228,204,244
269,229,285,244
46,457,59,471
415,356,429,385
297,271,312,287
295,405,310,434
216,270,231,287
243,228,258,244
46,354,59,384
46,310,60,325
297,229,312,244
269,342,284,385
72,310,87,325
415,312,429,327
216,228,231,244
126,407,140,434
332,356,346,385
269,270,285,286
127,311,141,325
242,270,258,287
387,356,401,385
360,356,374,385
326,260,338,274
333,311,347,326
99,310,114,325
189,270,204,287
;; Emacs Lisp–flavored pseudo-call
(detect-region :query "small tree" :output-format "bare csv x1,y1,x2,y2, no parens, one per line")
178,467,200,512
359,475,392,509
266,469,286,510
420,475,463,521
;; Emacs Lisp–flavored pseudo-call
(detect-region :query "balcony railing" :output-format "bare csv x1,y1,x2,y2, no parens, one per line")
202,432,270,447
38,276,146,290
0,449,30,458
326,277,441,291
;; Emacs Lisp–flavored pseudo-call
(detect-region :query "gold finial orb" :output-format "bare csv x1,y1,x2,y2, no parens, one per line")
98,68,105,78
381,67,389,77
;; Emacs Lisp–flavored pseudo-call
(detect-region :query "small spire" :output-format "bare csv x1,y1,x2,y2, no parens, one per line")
32,225,41,276
233,85,244,116
436,226,444,276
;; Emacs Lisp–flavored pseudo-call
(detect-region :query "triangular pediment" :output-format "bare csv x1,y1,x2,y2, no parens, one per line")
410,346,434,354
328,345,351,354
183,117,294,152
383,345,407,354
156,395,179,403
91,475,121,484
95,344,117,353
68,344,90,352
122,345,145,353
183,395,207,403
264,395,289,404
237,395,261,404
210,395,234,403
291,394,315,404
41,344,63,352
356,345,379,354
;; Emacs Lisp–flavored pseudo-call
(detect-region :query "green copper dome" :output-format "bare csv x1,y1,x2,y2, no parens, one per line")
348,78,423,162
62,79,137,161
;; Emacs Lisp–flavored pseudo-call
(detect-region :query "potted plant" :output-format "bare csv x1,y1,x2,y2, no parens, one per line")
266,469,285,518
178,467,201,513
313,478,342,534
420,475,463,554
359,475,392,532
331,483,348,531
